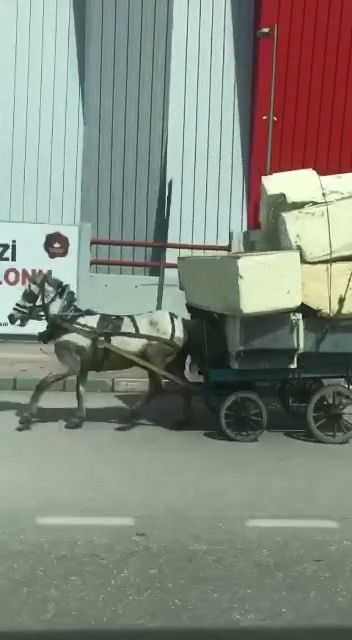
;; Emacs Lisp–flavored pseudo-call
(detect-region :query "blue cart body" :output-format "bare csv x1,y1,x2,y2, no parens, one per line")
186,307,352,442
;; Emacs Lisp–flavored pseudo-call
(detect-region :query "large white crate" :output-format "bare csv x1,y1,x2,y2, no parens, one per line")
320,173,352,199
277,197,352,262
178,251,302,316
260,171,352,251
260,169,323,231
302,262,352,317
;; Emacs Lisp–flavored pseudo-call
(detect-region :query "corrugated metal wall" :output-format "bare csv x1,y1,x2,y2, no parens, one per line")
248,0,352,229
81,0,173,274
0,0,83,224
166,0,255,261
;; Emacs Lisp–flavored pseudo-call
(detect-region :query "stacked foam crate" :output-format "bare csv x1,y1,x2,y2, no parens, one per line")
178,169,352,319
177,169,352,369
178,249,302,316
258,169,352,317
177,246,303,368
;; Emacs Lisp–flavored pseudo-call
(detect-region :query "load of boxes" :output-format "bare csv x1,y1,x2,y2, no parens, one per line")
177,169,352,368
178,168,352,318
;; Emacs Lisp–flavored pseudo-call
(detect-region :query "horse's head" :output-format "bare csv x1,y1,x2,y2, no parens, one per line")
7,272,68,327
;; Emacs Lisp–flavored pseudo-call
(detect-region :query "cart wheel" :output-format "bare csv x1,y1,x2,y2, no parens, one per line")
279,379,324,416
306,384,352,444
219,392,267,443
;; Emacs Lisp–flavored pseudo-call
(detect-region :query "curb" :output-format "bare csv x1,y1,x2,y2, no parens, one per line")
0,376,184,393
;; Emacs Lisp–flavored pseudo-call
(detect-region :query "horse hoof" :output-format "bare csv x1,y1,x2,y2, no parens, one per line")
128,410,139,424
16,424,31,432
17,415,32,430
64,419,83,430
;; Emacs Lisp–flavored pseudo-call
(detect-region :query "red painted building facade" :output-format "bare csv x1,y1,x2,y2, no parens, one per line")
248,0,352,229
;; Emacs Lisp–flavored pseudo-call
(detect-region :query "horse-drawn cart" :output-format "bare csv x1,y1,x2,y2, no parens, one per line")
6,266,352,445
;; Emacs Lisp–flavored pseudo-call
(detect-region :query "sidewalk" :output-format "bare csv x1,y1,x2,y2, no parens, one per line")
0,342,149,393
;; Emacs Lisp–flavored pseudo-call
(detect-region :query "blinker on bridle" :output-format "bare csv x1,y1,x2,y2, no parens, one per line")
28,275,67,322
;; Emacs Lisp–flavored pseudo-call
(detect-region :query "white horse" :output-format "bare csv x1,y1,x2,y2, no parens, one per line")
8,272,197,431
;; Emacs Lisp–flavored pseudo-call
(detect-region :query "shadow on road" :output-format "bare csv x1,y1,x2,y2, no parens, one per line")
0,394,219,434
283,430,326,444
0,395,311,441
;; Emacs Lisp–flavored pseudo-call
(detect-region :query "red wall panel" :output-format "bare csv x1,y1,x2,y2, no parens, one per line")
248,0,352,229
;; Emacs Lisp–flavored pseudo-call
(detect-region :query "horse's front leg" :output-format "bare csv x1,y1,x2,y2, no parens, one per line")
64,369,88,430
17,371,72,431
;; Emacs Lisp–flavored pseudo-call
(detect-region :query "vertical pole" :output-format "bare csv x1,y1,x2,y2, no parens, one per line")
265,24,278,175
156,180,172,310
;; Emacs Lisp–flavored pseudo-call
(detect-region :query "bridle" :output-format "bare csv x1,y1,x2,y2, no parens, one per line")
28,275,68,323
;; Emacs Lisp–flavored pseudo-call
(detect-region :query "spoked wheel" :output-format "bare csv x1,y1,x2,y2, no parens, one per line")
219,392,267,442
279,379,324,416
306,384,352,444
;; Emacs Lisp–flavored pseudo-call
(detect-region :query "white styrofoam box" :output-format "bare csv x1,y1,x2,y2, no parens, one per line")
320,173,352,200
260,169,323,230
277,197,352,262
167,248,230,265
177,251,302,316
260,171,352,252
302,262,352,317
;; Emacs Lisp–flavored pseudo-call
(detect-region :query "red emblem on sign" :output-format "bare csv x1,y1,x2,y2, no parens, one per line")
43,232,70,259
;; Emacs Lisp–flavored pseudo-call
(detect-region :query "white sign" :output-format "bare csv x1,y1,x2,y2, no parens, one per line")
0,222,79,335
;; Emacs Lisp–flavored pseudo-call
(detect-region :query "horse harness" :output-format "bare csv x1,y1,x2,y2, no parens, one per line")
37,281,187,387
91,312,178,372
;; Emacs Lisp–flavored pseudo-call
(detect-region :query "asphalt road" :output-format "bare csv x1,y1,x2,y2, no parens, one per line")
0,390,351,632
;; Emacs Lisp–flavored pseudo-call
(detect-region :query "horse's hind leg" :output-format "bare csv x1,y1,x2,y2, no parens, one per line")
165,353,194,430
172,387,194,430
129,370,163,424
64,369,88,430
130,372,193,430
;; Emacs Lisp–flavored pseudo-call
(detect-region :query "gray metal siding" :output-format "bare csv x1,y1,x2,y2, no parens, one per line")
82,0,173,274
166,0,254,262
0,0,83,224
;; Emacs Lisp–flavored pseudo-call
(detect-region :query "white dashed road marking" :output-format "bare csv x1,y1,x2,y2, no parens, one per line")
36,516,136,527
246,518,340,529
